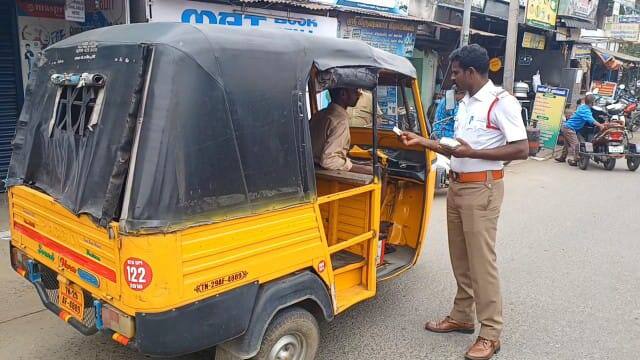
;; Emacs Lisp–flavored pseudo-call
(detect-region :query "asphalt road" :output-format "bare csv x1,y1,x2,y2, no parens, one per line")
1,158,639,360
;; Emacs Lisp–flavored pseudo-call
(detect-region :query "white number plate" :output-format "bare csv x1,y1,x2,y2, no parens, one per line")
609,145,624,154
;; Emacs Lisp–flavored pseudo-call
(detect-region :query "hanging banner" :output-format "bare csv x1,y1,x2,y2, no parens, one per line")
150,0,338,37
525,0,559,30
311,0,409,16
338,16,416,57
65,0,85,22
522,32,546,49
531,86,569,150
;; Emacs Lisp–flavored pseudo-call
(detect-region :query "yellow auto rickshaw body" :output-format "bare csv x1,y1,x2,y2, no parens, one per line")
7,23,434,359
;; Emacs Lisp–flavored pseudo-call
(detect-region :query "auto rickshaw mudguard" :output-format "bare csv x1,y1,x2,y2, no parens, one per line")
134,282,259,356
216,271,334,359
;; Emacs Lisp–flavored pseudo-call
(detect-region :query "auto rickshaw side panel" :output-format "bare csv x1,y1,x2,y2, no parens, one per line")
115,203,332,312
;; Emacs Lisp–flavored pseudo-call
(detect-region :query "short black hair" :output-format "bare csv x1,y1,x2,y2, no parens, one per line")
449,44,490,75
329,87,344,101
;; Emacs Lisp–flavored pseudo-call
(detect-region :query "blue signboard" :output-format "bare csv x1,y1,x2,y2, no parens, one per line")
315,0,409,15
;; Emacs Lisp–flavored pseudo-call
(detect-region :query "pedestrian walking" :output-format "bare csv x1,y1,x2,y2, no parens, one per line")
400,44,528,360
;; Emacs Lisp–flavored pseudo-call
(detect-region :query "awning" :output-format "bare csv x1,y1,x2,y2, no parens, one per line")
558,17,597,31
593,47,640,71
433,21,506,38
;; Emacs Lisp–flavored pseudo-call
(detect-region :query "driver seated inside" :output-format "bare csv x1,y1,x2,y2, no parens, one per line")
310,87,373,175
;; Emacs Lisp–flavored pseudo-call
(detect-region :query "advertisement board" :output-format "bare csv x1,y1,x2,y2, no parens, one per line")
338,16,415,57
525,0,559,30
338,16,416,125
312,0,409,16
522,32,546,49
150,0,338,37
17,0,127,88
608,22,640,41
531,86,569,150
558,0,599,21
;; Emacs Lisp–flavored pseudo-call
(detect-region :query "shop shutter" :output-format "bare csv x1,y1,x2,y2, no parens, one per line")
0,1,21,191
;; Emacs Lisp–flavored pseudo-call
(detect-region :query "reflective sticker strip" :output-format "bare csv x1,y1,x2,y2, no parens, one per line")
14,223,116,283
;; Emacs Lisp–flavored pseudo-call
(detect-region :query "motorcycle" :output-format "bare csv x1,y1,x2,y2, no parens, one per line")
577,121,640,171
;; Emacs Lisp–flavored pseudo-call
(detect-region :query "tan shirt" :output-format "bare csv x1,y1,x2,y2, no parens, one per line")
347,90,383,127
310,103,352,171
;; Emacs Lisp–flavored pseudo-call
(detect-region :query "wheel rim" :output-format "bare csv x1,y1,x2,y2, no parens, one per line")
269,333,306,360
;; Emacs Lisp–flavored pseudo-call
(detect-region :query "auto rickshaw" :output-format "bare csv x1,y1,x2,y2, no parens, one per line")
6,23,435,359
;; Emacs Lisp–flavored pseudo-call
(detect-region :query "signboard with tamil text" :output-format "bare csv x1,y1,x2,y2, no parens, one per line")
312,0,409,16
531,85,569,150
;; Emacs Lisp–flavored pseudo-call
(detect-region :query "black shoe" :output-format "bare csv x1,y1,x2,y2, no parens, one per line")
554,157,566,163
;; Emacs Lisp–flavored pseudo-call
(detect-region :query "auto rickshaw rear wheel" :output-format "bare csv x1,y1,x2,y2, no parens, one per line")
256,307,318,360
627,157,640,171
216,307,319,360
604,158,616,171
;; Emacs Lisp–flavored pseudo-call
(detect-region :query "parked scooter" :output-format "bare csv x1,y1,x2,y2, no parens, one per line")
577,121,640,171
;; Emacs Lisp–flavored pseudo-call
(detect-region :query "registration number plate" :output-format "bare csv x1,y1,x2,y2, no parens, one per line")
59,282,84,320
609,145,624,154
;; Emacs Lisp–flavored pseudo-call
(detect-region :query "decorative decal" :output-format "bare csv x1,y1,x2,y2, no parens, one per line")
123,258,153,291
38,244,55,261
86,249,101,261
59,257,77,273
78,269,100,288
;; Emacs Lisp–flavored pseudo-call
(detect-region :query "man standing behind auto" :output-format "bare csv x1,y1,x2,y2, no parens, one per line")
555,94,604,166
400,44,528,360
432,86,466,139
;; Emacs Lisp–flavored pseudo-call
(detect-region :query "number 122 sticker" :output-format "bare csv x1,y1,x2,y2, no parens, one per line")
124,258,153,291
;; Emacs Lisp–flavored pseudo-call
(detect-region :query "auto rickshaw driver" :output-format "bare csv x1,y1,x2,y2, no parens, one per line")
310,87,374,175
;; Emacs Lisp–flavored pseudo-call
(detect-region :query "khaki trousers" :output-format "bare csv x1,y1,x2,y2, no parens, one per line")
447,176,504,341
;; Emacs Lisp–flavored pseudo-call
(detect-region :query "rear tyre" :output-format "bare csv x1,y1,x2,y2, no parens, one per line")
627,157,640,171
604,158,616,171
251,307,319,360
578,155,590,170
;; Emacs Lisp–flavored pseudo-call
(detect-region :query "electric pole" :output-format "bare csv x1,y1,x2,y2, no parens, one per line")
503,0,519,92
461,0,472,47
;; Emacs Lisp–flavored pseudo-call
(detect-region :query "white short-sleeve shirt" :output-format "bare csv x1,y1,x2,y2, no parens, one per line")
451,80,527,172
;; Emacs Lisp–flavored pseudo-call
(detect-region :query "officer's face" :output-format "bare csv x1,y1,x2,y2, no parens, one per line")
451,60,471,92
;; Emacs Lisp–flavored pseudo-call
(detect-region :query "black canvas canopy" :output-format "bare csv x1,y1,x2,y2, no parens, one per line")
7,23,416,234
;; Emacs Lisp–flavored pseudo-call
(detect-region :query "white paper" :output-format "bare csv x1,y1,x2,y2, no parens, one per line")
65,0,85,22
576,70,583,83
